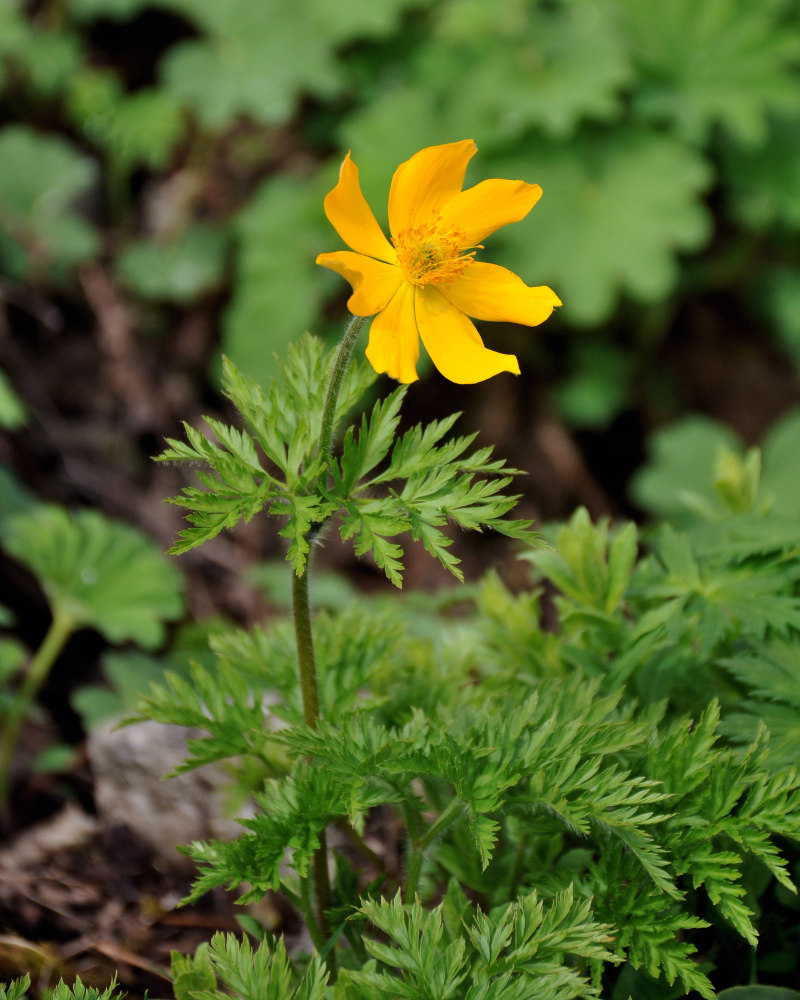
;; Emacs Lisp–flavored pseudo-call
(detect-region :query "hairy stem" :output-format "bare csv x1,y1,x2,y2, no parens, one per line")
318,313,366,459
299,872,325,952
290,313,365,973
292,567,320,727
404,798,463,902
0,610,74,808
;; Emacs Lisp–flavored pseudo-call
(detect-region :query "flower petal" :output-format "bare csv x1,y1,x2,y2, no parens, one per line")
388,139,477,238
316,251,402,316
323,152,396,263
366,281,419,383
415,285,520,384
440,178,542,245
441,261,561,326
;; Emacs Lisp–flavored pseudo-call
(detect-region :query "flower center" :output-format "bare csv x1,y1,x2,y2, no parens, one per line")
393,216,478,286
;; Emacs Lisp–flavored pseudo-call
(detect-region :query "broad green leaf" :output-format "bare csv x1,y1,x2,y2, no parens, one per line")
0,3,82,95
631,408,800,523
223,173,330,387
616,0,800,143
99,87,185,173
67,70,184,174
0,125,99,279
630,415,741,522
3,505,184,646
431,0,631,143
159,0,423,128
492,129,712,325
7,30,83,96
117,224,229,304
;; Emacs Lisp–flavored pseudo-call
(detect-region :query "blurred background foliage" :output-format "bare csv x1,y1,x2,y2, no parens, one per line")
3,2,800,988
2,0,800,553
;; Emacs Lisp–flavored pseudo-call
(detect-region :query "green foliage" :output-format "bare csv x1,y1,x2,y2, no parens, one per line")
117,224,229,304
67,70,185,180
160,335,532,583
0,4,82,96
222,173,332,387
340,886,617,1000
631,409,800,523
492,130,712,326
132,599,799,997
723,114,800,230
171,942,216,1000
156,0,425,128
72,650,176,728
176,933,327,1000
119,408,800,997
719,639,800,770
615,0,800,144
51,977,123,1000
0,125,99,281
0,977,29,1000
0,368,26,429
5,0,800,433
8,2,800,997
3,505,184,644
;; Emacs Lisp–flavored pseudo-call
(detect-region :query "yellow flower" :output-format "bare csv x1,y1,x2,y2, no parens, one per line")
316,139,561,384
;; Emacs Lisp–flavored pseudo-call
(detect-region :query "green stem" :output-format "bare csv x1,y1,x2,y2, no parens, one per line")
0,609,74,807
404,798,462,902
318,313,366,459
299,873,325,952
292,567,320,728
289,313,365,973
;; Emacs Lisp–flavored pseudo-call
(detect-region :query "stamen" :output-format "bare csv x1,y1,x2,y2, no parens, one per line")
393,214,478,286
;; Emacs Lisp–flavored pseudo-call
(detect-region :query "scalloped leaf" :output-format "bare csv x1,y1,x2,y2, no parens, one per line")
617,0,800,144
3,505,184,647
430,0,631,143
159,0,424,127
492,129,712,325
630,415,741,522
